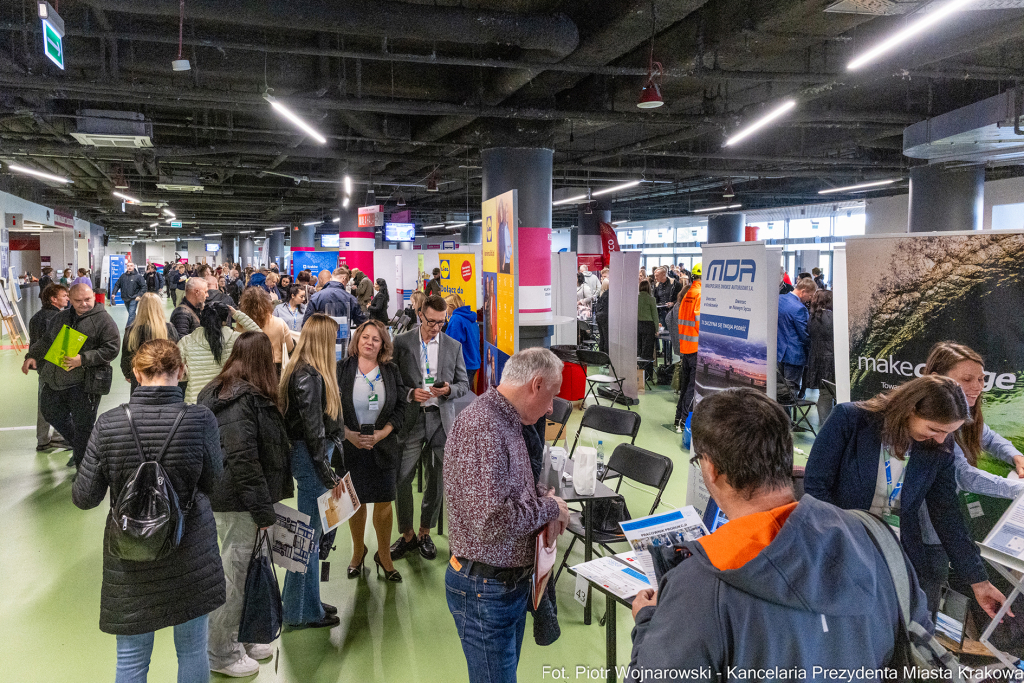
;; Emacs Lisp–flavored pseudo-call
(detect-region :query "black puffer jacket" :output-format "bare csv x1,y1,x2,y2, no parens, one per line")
28,304,120,392
284,362,341,490
71,385,226,636
198,379,293,528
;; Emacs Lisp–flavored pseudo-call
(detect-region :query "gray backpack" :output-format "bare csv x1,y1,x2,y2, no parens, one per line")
849,510,965,683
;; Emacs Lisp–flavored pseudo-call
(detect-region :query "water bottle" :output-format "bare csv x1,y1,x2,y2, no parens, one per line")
596,440,606,478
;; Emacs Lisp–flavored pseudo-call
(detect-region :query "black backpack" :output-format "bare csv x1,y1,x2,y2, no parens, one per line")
106,405,193,562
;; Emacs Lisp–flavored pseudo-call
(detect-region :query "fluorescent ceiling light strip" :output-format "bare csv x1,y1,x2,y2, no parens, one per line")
847,0,978,71
446,222,467,228
264,94,328,144
693,204,742,213
7,163,73,184
162,208,175,217
591,180,641,197
724,100,797,147
154,238,176,242
134,228,145,232
264,227,286,231
423,224,445,229
239,230,255,234
552,194,588,206
472,219,482,224
149,222,160,228
113,191,140,203
818,179,900,194
612,220,629,225
344,176,352,195
204,233,222,237
332,217,341,223
302,220,320,226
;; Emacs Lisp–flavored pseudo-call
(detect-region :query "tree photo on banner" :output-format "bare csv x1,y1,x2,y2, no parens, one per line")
482,190,518,388
844,231,1024,460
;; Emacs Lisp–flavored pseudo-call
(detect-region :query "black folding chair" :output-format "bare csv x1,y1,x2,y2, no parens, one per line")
568,405,641,458
576,349,627,409
547,397,573,446
819,379,837,425
776,367,817,435
553,443,673,586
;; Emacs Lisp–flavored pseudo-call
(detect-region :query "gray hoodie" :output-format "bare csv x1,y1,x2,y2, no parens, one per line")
629,496,933,682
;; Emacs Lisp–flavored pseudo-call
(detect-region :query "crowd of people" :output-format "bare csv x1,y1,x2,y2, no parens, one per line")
17,253,1024,683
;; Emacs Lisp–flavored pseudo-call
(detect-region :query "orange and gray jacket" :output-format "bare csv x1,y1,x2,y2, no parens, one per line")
677,280,701,355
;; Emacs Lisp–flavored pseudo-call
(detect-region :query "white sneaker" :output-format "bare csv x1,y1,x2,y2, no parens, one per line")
212,655,260,677
245,643,274,661
675,426,683,434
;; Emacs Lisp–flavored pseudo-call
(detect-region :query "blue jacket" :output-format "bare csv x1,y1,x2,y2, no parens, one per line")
302,281,366,328
629,495,932,679
444,306,481,372
804,403,987,585
776,292,810,365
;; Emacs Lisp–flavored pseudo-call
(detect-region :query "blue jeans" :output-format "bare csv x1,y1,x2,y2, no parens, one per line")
115,615,209,683
126,298,139,327
282,440,330,626
445,563,531,683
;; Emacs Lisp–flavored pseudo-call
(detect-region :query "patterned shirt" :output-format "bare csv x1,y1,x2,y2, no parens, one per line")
444,387,560,568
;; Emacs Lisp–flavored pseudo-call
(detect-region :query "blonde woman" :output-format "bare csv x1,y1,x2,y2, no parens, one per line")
238,287,295,374
120,292,178,395
279,313,345,629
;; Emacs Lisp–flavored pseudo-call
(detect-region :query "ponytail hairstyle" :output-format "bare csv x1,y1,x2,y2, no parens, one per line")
857,375,972,460
924,342,986,466
199,302,232,364
132,339,184,380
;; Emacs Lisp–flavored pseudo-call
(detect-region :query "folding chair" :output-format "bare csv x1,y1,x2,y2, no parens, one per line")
576,349,627,409
819,379,837,424
547,397,573,446
553,443,673,586
568,405,641,459
776,367,817,435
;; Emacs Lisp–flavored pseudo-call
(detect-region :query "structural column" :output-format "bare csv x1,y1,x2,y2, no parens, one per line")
481,147,553,350
221,236,235,264
267,230,284,269
908,164,983,232
239,236,255,268
131,241,146,267
706,212,745,244
340,199,374,278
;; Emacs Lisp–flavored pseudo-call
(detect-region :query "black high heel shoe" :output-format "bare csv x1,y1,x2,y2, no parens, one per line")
373,551,403,583
347,546,368,579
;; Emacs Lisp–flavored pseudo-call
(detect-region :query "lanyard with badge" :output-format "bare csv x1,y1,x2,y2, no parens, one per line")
360,367,381,412
421,339,436,390
882,446,907,537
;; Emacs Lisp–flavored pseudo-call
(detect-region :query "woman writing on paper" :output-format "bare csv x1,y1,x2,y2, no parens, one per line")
198,332,292,677
336,320,407,582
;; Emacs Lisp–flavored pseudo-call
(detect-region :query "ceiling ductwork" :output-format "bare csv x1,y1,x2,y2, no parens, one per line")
825,0,1024,15
70,109,153,148
903,88,1024,165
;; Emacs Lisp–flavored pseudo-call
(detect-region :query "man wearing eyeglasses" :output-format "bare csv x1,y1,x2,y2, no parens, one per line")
391,295,470,562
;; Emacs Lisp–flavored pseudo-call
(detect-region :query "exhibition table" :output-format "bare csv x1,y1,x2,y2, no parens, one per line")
567,565,634,682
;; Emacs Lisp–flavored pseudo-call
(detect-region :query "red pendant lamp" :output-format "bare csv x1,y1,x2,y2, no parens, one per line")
638,57,664,109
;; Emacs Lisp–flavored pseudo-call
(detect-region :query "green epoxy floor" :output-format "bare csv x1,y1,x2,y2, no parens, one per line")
0,301,817,682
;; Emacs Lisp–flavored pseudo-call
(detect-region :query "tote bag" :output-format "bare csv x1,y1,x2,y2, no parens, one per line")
238,529,283,644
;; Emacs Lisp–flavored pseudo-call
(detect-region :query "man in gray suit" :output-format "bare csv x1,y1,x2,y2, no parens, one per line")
390,295,470,561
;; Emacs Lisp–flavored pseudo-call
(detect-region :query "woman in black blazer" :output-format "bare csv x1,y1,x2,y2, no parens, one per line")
805,375,1007,617
337,320,407,582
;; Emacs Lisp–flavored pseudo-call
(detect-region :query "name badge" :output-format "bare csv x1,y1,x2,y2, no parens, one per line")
368,393,380,411
425,375,436,389
882,512,901,540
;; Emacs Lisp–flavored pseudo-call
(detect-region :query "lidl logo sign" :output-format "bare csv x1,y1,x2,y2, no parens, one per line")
440,259,451,279
485,217,493,243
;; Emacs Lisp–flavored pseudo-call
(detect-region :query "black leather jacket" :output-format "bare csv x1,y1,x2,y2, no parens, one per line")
284,362,341,490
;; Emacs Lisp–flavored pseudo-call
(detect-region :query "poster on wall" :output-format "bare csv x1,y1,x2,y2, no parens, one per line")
106,254,126,305
439,253,478,310
694,242,778,404
292,251,340,278
842,231,1024,451
481,190,518,387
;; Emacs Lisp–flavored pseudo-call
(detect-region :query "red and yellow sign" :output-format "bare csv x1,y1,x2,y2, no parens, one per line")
440,253,478,310
482,191,516,358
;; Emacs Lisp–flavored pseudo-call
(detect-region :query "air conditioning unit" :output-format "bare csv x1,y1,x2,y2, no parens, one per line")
156,175,205,192
71,109,153,148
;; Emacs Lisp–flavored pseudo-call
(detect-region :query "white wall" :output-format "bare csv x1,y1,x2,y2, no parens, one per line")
550,229,571,252
983,176,1024,230
864,194,909,234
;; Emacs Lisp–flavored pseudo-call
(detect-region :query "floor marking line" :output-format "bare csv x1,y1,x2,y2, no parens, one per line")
0,426,35,431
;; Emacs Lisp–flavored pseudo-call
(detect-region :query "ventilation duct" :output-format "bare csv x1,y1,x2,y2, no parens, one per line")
825,0,1024,15
70,110,153,148
903,88,1024,165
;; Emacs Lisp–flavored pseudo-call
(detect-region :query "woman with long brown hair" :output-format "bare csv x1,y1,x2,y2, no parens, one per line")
238,287,294,373
198,332,292,676
805,375,1008,618
336,320,407,582
279,313,345,629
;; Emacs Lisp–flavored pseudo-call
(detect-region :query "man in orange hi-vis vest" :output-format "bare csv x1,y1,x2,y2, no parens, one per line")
674,264,701,431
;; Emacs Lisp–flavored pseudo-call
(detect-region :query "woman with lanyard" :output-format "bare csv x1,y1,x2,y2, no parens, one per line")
804,375,1009,618
336,320,407,582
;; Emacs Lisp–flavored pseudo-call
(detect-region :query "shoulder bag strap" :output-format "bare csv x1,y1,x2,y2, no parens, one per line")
155,408,188,464
122,405,149,462
848,509,911,626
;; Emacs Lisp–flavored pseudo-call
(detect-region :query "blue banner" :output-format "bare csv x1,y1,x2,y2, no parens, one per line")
291,251,338,277
700,314,750,340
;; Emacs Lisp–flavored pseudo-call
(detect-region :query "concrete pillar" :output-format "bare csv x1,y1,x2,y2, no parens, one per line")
239,236,255,268
908,164,984,233
707,213,746,243
481,147,554,349
131,241,146,267
267,231,284,269
461,221,482,244
290,222,315,251
221,236,235,264
340,198,374,278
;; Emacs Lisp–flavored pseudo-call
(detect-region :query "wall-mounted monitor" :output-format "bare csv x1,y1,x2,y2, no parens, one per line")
320,233,340,248
205,243,219,252
384,222,415,242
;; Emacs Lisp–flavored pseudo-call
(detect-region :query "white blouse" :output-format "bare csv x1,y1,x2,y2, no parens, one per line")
352,364,385,426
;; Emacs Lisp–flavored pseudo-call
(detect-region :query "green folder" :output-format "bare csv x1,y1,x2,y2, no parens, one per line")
44,325,88,371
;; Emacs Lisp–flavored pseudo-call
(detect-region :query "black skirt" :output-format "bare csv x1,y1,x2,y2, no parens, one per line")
341,440,397,504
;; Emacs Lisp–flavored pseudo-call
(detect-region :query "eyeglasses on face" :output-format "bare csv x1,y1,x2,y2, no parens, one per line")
423,317,445,328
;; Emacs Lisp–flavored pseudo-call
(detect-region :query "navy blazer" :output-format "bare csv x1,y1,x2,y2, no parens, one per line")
804,403,986,585
776,292,810,365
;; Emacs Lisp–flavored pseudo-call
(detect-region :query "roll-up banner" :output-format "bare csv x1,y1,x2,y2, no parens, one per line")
482,190,518,387
439,253,478,310
839,230,1024,450
694,241,779,404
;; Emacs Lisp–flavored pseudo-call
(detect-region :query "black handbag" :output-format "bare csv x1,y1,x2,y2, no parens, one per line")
106,406,191,562
84,363,113,395
582,496,632,535
238,529,283,644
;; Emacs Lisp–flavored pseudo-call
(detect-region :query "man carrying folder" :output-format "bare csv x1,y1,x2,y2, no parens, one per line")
25,284,119,470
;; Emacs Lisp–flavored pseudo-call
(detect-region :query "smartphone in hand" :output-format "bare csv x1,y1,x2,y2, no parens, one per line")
359,424,375,436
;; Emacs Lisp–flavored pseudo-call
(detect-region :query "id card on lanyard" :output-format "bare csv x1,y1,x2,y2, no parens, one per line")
422,340,435,390
360,368,381,412
882,447,907,539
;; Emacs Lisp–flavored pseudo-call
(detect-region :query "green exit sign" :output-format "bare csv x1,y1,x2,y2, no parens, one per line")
42,19,63,70
170,221,182,228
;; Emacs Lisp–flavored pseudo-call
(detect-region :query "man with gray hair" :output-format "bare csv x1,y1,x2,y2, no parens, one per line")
443,347,570,682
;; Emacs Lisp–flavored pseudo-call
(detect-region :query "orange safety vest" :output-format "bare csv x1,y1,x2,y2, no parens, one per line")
678,280,701,355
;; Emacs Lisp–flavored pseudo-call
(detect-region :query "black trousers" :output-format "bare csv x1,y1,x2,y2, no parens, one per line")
39,383,100,467
637,320,657,373
674,353,698,425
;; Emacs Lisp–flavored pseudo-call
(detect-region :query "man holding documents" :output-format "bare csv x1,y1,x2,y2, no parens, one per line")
25,284,119,470
443,348,570,683
628,388,934,681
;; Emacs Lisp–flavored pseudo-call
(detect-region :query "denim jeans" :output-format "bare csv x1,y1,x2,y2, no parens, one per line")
282,439,330,626
115,615,209,683
445,563,530,683
126,298,140,327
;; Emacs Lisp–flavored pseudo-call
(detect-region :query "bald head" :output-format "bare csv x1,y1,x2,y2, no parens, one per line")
69,284,95,315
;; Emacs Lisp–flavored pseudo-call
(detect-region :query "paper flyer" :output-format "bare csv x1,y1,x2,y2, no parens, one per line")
570,556,651,600
533,531,557,610
316,472,360,533
619,507,709,580
271,502,316,573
